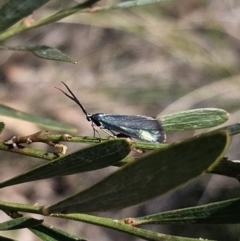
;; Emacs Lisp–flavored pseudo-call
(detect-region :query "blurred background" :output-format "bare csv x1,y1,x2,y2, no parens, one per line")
1,0,240,240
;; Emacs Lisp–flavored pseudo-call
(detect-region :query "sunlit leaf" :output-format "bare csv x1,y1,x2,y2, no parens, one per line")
159,108,228,132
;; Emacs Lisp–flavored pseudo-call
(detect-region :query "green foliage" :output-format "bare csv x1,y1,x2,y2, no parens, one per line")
29,223,85,241
0,104,77,132
0,217,43,230
0,45,76,63
0,0,240,241
0,0,49,31
0,122,4,134
1,106,239,241
48,131,230,213
133,197,240,225
0,139,131,187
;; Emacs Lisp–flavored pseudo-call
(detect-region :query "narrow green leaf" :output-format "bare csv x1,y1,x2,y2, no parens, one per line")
0,217,43,230
207,158,240,179
159,108,228,132
133,197,240,225
30,223,85,241
48,130,231,213
0,45,75,63
0,0,102,42
0,139,130,188
52,213,213,241
206,123,240,180
0,104,77,132
219,122,240,136
0,122,5,134
31,45,75,63
0,0,49,32
93,0,173,11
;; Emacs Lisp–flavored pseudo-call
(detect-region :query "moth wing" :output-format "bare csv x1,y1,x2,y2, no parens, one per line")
97,114,166,143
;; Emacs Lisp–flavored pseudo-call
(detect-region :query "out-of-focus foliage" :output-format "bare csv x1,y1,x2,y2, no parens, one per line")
1,0,240,241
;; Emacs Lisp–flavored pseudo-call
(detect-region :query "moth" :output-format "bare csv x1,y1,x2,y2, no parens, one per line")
57,82,166,143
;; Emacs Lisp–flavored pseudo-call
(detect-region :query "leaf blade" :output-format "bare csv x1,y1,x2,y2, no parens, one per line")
52,212,212,241
0,45,75,63
0,139,131,188
133,197,240,225
0,217,43,230
30,223,85,241
48,130,231,213
0,104,77,132
159,108,229,132
0,122,5,134
0,0,49,32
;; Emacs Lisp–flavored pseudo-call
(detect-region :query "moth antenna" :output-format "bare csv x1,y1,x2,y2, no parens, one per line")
55,82,89,117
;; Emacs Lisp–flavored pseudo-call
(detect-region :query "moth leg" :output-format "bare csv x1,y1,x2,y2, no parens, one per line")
91,121,101,140
100,127,132,140
100,126,117,138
